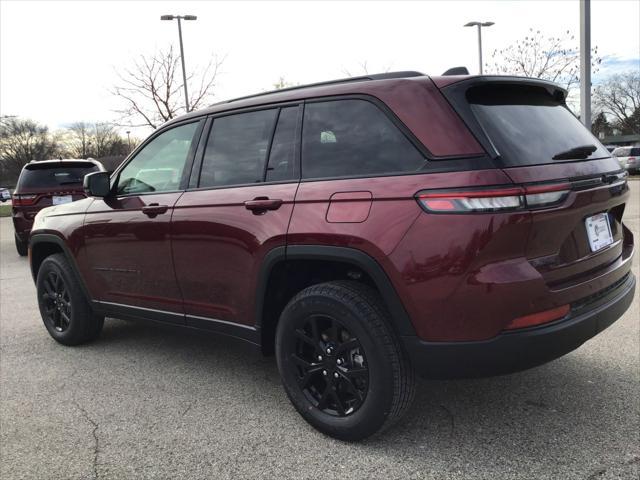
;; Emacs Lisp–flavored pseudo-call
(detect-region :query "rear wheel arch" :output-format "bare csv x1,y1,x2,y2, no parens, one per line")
256,245,415,355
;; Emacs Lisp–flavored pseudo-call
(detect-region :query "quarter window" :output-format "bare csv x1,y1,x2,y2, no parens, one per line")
301,99,425,179
199,109,278,188
117,122,199,195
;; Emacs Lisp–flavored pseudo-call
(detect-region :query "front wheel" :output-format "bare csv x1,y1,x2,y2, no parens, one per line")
36,253,104,345
275,281,415,441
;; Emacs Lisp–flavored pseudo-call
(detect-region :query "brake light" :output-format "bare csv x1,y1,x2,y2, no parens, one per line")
12,194,38,206
417,187,524,213
505,304,570,330
416,182,571,213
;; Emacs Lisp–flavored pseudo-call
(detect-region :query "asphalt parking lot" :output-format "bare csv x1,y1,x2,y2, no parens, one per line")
1,183,638,480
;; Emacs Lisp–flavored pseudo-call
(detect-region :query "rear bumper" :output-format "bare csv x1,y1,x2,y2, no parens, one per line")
12,212,33,241
402,272,636,379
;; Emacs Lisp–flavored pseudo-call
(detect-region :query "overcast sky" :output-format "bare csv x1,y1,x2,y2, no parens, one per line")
1,0,639,135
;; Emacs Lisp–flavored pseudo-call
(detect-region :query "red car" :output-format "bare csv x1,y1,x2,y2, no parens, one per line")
12,159,104,255
28,72,635,440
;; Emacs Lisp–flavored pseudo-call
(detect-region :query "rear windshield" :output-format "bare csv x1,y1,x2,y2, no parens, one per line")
468,85,610,167
630,147,640,156
18,163,99,190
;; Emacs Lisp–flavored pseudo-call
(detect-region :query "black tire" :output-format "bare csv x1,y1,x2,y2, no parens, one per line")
15,236,28,256
36,253,104,345
275,280,415,441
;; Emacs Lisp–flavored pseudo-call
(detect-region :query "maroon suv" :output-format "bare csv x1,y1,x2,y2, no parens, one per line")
12,159,104,255
28,72,635,440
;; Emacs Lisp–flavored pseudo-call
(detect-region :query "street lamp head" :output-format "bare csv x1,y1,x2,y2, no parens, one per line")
183,15,197,20
160,15,174,20
464,21,494,27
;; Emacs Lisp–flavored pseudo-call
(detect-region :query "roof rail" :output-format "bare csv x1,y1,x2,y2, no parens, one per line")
218,71,425,105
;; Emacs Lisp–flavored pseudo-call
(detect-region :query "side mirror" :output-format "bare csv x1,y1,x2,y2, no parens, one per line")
83,171,111,198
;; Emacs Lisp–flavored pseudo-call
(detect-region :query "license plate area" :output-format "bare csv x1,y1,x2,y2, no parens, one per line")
52,195,73,206
585,212,613,252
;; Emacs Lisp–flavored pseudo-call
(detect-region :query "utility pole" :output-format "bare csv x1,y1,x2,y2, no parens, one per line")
580,0,591,128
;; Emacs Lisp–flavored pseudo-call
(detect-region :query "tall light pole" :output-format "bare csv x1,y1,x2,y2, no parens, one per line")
579,0,591,128
126,130,131,153
161,14,197,112
464,21,495,74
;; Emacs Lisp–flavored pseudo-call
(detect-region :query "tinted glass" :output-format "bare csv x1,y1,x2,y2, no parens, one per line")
117,122,198,195
468,85,610,166
18,164,99,190
266,107,298,182
630,148,640,156
200,109,278,187
301,100,425,179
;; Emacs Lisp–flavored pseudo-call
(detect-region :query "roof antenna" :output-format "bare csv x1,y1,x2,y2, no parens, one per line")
442,67,469,76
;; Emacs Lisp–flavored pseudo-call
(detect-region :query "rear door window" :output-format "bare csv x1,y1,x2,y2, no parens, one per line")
18,164,99,190
301,99,425,179
199,109,278,188
468,85,610,166
265,106,299,182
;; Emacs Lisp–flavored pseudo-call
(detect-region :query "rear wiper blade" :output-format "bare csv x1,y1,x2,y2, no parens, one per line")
552,144,597,160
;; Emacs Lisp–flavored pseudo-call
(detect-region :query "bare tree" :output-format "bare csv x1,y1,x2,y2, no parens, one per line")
0,118,60,185
273,77,297,90
593,71,640,134
113,46,224,129
342,61,391,77
67,122,129,158
68,122,93,158
93,123,127,158
486,29,600,92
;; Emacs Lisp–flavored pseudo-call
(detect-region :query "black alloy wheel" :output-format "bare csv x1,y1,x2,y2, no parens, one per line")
36,253,104,345
276,281,415,441
293,314,368,417
41,270,73,333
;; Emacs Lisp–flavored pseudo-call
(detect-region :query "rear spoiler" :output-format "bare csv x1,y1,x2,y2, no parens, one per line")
442,66,470,75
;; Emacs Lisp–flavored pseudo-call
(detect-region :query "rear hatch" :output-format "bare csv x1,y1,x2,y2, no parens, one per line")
13,161,99,217
440,78,632,296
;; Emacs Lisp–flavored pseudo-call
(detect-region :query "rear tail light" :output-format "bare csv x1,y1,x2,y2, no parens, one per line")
505,304,570,330
416,183,570,213
523,182,571,208
417,187,523,213
12,194,38,206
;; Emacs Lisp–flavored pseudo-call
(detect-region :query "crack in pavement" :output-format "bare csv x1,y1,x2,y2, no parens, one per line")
586,455,640,480
72,399,100,480
180,402,193,416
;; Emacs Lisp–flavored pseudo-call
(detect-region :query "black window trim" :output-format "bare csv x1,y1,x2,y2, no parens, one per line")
110,118,205,198
262,108,281,182
186,102,304,192
115,90,499,196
